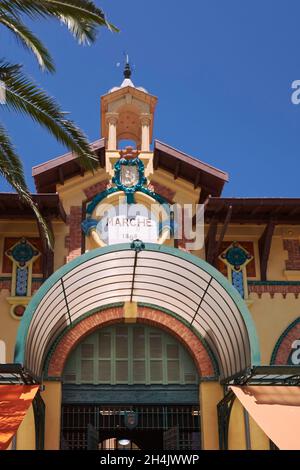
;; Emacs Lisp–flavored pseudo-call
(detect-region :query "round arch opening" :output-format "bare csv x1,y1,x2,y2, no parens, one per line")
62,323,200,386
60,321,202,451
15,243,261,381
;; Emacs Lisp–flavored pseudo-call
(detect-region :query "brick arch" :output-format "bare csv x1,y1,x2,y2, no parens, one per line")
271,317,300,365
47,305,216,378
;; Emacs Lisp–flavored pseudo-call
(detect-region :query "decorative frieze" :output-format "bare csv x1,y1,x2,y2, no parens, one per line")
248,281,300,299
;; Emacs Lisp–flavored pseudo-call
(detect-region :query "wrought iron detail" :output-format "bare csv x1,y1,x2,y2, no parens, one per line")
32,391,45,450
61,403,201,450
217,389,236,450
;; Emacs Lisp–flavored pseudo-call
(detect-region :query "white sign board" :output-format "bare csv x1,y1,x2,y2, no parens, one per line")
108,215,158,245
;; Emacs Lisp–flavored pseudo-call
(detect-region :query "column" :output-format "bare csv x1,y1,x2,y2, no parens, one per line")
228,398,246,449
200,381,223,449
41,381,62,450
106,112,119,150
140,113,151,152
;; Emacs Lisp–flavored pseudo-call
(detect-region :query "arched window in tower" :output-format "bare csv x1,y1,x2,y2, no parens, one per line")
101,60,156,152
118,139,137,149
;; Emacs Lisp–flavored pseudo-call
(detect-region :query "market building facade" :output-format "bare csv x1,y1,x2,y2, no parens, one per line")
0,66,300,450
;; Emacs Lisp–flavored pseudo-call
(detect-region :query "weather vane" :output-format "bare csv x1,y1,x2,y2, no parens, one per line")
116,52,133,79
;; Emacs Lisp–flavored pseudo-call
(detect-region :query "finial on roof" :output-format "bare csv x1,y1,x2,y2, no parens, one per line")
109,54,148,93
123,53,132,79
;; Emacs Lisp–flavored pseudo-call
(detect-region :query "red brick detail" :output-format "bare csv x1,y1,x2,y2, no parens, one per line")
149,180,175,203
64,236,70,250
83,180,109,200
47,306,215,378
48,307,124,377
249,284,300,299
0,280,11,290
273,322,300,365
66,206,82,262
137,306,214,377
283,239,300,270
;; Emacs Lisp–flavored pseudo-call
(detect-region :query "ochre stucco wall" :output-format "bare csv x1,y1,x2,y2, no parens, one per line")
200,382,223,450
0,155,299,450
41,381,62,450
16,404,35,450
249,295,300,364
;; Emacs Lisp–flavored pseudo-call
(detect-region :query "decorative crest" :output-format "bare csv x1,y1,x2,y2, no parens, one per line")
112,146,147,203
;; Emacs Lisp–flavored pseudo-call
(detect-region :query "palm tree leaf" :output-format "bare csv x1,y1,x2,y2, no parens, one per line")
2,65,98,171
0,123,54,248
0,61,22,81
0,13,55,72
0,0,119,43
0,122,27,186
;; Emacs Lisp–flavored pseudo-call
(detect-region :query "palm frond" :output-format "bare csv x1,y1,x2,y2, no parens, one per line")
0,13,55,72
0,61,21,78
2,65,98,171
0,123,54,248
0,0,119,44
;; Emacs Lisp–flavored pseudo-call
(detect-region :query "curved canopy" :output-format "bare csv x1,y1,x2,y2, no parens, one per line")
15,243,260,380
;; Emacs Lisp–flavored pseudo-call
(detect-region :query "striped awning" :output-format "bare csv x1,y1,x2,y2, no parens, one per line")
15,243,260,380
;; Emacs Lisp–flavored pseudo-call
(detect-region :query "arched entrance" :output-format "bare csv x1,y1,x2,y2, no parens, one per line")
61,323,201,450
14,242,261,449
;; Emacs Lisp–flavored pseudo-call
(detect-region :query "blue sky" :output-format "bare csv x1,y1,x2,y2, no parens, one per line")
2,0,300,196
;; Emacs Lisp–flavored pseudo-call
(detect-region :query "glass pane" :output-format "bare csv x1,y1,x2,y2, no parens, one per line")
167,360,180,382
81,360,93,382
66,353,76,369
99,332,111,358
167,344,179,359
150,361,163,382
99,360,111,382
81,343,94,358
116,328,128,358
133,327,145,358
115,325,127,335
133,361,146,382
116,361,128,382
149,334,162,358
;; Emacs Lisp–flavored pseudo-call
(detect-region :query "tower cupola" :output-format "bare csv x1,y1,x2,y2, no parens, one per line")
100,58,157,152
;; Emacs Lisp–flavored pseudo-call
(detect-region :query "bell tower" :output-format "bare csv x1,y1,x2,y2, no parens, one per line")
100,59,157,178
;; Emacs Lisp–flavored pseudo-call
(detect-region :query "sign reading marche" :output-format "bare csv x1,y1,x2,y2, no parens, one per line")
107,215,158,244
